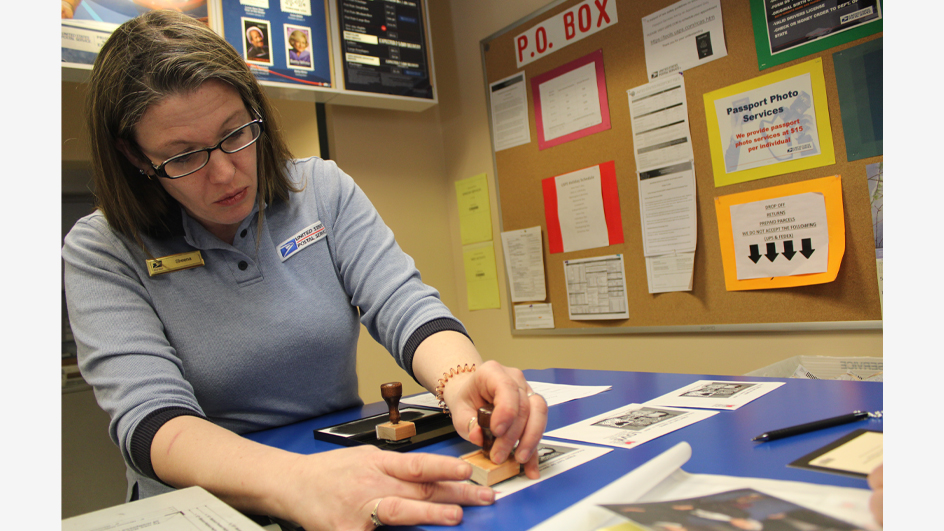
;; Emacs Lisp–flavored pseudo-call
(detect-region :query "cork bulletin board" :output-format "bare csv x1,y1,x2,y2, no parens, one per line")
481,0,883,333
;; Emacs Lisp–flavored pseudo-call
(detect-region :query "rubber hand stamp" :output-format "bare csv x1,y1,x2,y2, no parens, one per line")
375,382,416,441
461,404,521,486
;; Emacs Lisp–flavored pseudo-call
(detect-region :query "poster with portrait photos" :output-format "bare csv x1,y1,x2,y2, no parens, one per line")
645,380,785,410
546,403,717,449
218,0,333,88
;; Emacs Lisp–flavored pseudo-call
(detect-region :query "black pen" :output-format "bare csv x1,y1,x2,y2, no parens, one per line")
751,410,870,442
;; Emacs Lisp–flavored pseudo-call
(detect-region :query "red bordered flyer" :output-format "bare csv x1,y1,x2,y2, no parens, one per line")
532,49,611,150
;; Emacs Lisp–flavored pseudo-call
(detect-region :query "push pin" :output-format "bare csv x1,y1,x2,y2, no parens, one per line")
461,405,521,486
375,382,416,441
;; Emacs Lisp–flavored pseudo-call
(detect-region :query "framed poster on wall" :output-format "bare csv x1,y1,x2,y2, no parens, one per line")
218,0,333,88
336,0,433,98
61,0,209,67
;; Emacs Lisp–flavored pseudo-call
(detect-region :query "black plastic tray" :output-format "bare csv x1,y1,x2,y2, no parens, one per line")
313,407,457,452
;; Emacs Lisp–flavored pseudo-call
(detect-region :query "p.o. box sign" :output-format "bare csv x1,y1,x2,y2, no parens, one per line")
515,0,619,67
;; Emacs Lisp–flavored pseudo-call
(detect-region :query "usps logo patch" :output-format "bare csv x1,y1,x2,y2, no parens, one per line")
278,221,326,261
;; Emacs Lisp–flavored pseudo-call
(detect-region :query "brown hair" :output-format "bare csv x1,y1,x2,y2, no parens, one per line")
86,9,298,248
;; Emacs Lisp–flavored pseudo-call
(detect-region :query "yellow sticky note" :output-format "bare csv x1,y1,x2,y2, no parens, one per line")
463,241,501,310
455,173,493,245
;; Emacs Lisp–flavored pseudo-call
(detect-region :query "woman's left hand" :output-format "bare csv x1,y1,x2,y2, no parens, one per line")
442,360,548,479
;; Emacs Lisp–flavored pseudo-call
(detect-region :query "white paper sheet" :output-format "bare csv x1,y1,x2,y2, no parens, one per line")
514,303,555,330
539,61,603,142
62,486,267,531
729,191,830,280
545,403,717,449
627,75,695,172
490,72,532,151
529,442,878,531
401,381,612,410
486,440,612,500
564,255,629,320
628,74,698,293
501,227,547,302
644,380,785,410
555,165,611,253
642,0,728,79
637,163,697,257
646,252,695,293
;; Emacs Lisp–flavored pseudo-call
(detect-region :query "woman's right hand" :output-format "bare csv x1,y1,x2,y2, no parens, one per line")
275,445,496,530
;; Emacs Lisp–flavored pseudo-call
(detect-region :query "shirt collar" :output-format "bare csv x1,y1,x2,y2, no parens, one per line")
180,200,265,250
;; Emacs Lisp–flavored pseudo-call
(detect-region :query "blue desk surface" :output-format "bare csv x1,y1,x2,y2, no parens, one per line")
244,369,882,530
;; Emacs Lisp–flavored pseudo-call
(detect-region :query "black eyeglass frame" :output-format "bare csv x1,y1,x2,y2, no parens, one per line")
147,113,265,179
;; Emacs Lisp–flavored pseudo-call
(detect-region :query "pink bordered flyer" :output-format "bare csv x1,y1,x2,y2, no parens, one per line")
531,49,611,150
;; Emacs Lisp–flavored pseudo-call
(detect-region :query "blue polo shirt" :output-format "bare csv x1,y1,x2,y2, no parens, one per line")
63,157,467,500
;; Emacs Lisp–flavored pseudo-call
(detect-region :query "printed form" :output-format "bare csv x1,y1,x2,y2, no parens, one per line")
627,74,697,293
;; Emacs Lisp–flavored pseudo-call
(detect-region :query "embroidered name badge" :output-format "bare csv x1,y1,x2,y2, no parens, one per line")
146,251,205,277
278,221,327,261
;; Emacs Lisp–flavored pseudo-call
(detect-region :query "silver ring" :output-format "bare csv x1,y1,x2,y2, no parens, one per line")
370,498,384,527
468,416,477,432
526,389,535,397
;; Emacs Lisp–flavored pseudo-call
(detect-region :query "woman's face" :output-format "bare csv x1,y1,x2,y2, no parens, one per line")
292,36,307,53
131,79,259,242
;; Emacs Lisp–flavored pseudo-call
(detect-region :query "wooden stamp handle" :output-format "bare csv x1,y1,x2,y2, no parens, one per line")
381,382,402,424
478,405,494,459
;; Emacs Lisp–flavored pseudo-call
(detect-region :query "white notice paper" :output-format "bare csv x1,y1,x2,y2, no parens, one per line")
501,226,546,302
539,62,603,143
730,192,829,280
645,380,785,410
489,72,531,151
564,254,629,320
646,252,695,293
627,74,695,172
642,0,728,79
638,163,697,256
62,486,267,531
514,303,555,330
555,165,611,253
486,440,612,500
546,403,717,449
628,74,698,294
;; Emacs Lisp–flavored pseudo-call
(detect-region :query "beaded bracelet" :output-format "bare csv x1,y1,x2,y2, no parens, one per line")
435,363,475,415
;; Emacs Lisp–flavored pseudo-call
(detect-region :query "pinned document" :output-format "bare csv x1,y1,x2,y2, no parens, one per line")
627,74,697,293
501,226,546,302
463,241,501,310
543,162,624,254
514,303,555,330
715,175,845,291
563,255,629,320
455,173,493,246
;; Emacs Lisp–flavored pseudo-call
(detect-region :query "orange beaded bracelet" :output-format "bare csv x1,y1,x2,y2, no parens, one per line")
435,363,475,415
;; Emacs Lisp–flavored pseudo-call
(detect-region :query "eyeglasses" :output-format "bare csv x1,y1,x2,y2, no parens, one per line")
149,116,264,179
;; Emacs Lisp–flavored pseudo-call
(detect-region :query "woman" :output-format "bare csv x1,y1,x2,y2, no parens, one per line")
288,29,311,67
62,10,546,530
